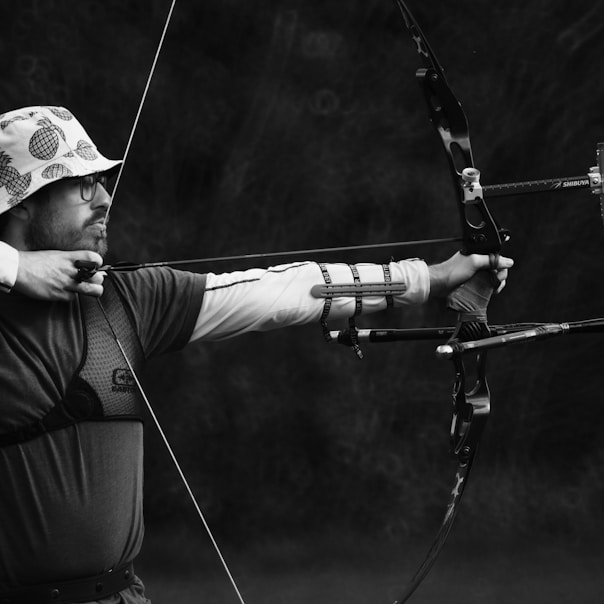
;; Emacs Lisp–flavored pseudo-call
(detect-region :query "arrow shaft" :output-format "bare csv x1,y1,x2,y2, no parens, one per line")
102,236,462,272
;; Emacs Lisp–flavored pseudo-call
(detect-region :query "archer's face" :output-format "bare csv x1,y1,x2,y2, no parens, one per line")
25,178,110,256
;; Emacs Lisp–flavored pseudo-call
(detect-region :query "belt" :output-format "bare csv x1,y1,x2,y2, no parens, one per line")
0,561,135,604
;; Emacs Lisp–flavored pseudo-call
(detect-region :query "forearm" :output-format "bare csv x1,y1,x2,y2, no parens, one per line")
189,259,429,342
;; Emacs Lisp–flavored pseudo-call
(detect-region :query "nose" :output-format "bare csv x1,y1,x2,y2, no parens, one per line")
91,182,111,211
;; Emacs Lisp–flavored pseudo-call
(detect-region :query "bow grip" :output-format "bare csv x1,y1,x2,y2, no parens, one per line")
447,268,497,315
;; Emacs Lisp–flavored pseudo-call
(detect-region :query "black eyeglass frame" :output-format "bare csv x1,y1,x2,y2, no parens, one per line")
79,172,109,202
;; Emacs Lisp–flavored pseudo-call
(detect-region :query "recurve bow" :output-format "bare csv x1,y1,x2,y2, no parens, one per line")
392,2,509,601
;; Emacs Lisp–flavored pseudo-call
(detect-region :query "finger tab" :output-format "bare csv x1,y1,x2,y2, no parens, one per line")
74,260,99,283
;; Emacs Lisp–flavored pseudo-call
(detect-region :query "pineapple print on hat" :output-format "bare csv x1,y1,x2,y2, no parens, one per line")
0,150,31,207
75,140,98,161
0,115,28,131
7,173,32,198
0,151,20,188
48,107,74,121
42,164,73,180
28,116,67,160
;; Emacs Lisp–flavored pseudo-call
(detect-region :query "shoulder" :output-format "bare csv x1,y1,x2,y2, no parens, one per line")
106,267,207,306
101,268,207,353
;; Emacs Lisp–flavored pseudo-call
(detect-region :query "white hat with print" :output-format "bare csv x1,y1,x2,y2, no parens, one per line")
0,106,121,214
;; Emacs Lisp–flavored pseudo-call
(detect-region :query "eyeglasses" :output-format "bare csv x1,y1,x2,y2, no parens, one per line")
79,172,109,202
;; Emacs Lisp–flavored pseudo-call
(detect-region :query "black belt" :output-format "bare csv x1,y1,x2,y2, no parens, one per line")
0,561,135,604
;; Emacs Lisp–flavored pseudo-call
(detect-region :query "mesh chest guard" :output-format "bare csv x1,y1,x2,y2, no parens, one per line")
0,275,145,448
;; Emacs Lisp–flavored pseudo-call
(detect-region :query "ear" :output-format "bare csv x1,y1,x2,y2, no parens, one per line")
10,200,33,222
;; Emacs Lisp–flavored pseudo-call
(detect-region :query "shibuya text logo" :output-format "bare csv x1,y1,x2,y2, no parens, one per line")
112,368,137,393
562,178,589,188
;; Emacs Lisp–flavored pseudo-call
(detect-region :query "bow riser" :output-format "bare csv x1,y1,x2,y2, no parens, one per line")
417,68,503,256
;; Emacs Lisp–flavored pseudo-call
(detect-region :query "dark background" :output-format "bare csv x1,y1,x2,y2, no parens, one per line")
3,1,604,602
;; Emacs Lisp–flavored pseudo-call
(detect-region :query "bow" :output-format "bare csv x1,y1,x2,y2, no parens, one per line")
391,2,509,601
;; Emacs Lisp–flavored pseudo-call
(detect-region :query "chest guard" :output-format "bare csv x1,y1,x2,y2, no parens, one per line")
0,275,145,447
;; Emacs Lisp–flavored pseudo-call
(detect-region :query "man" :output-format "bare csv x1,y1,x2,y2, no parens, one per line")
0,106,512,603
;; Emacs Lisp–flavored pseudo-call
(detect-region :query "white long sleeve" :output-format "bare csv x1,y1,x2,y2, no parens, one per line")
189,259,429,342
0,241,18,294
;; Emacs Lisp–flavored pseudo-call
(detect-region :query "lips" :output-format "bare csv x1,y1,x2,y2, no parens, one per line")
86,221,107,235
86,213,108,230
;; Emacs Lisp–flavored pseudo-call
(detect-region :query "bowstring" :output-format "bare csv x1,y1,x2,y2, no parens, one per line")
96,300,247,604
103,0,177,226
97,2,247,602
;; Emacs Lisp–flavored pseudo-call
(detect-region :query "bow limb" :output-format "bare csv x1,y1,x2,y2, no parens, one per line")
392,2,509,602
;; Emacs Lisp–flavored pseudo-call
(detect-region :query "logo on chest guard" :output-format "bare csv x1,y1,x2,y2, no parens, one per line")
112,368,137,393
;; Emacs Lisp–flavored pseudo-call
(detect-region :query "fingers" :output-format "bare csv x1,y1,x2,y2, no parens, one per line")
70,250,104,266
68,267,106,298
73,251,104,283
465,253,512,294
489,260,510,294
78,271,105,297
495,269,508,293
68,251,105,297
471,253,514,271
65,282,104,298
496,256,514,269
429,251,515,299
76,281,105,297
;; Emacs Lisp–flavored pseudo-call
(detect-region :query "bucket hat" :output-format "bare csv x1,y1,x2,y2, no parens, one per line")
0,106,121,214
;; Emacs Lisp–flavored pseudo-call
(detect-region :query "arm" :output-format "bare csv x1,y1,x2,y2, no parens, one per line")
189,254,512,342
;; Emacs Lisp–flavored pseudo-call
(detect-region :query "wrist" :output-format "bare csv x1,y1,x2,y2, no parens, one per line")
428,262,449,298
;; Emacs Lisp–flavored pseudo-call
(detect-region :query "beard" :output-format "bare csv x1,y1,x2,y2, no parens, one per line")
25,199,109,257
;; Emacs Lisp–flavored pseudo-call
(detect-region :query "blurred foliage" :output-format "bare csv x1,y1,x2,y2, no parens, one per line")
3,0,604,547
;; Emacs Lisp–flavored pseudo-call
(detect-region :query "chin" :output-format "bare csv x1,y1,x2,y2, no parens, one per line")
77,236,108,257
97,239,108,257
